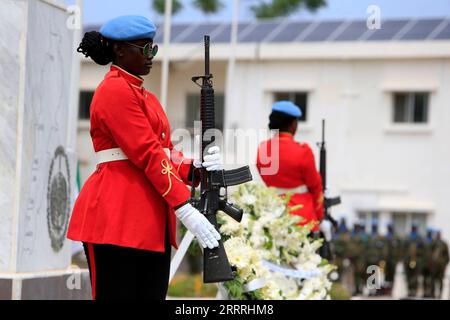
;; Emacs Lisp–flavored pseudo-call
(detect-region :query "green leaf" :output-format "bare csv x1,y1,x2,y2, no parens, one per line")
251,0,327,19
224,277,244,299
263,227,273,249
252,289,264,300
192,0,224,14
187,238,202,256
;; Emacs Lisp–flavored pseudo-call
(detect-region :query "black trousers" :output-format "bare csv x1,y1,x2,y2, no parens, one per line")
83,237,171,300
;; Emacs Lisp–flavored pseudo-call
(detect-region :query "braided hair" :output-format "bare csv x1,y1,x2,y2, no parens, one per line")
268,111,297,132
77,31,114,65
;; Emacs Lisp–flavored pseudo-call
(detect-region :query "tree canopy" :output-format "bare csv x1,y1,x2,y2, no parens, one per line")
152,0,223,16
152,0,327,19
251,0,327,19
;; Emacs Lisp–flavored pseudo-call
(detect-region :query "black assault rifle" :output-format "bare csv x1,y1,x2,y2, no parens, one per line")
318,119,340,228
190,35,253,283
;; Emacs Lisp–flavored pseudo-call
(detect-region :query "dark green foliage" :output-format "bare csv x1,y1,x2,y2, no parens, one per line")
192,0,224,14
152,0,223,16
152,0,183,15
251,0,327,19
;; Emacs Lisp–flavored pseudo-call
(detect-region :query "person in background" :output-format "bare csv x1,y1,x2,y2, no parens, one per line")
256,101,324,232
423,228,435,298
365,221,388,296
430,230,449,299
404,224,425,298
383,223,403,296
349,222,367,296
332,217,351,282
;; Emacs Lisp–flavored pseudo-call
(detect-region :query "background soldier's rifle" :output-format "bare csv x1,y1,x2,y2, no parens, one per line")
317,119,341,260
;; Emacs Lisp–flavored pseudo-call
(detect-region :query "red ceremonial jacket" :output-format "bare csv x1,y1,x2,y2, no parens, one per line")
67,65,197,252
256,132,324,231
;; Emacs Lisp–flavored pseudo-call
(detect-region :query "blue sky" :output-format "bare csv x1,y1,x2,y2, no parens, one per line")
64,0,450,26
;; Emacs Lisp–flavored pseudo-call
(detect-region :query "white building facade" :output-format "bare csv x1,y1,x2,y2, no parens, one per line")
77,19,450,240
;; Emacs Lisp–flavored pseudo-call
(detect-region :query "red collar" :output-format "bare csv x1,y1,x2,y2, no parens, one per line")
110,65,144,88
275,132,294,140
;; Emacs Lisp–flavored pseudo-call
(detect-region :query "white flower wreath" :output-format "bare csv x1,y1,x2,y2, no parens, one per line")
218,183,336,300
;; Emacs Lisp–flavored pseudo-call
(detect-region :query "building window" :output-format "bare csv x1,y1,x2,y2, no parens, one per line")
79,91,94,120
392,92,429,124
358,211,428,238
185,93,224,133
391,212,428,238
357,211,380,233
391,212,408,238
273,92,308,122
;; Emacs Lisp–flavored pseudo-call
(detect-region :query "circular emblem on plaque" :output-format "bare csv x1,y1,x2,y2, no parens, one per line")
47,146,71,252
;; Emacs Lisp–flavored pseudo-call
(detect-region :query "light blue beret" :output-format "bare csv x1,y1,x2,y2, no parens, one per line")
272,100,302,118
100,15,156,41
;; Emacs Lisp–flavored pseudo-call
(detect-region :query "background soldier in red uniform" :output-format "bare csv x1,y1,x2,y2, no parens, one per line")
256,101,324,231
68,15,222,300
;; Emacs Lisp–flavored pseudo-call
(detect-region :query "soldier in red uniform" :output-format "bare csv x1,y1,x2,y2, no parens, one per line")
256,101,324,231
68,15,222,300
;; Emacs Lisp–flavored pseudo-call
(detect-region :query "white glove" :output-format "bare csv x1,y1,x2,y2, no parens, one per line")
202,146,223,171
320,219,333,242
175,203,221,249
193,145,224,171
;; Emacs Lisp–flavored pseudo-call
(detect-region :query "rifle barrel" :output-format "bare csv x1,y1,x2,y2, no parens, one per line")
320,119,326,191
322,119,325,142
191,35,252,283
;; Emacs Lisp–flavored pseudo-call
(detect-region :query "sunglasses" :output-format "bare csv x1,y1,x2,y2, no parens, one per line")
125,42,158,57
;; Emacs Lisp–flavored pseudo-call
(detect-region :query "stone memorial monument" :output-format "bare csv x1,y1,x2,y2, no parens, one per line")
0,0,90,299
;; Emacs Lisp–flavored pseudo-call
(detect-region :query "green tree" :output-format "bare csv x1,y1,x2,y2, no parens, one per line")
193,0,224,14
152,0,327,21
152,0,183,15
251,0,327,19
152,0,223,16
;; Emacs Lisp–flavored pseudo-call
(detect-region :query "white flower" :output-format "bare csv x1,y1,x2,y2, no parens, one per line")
219,214,242,236
270,273,298,299
241,193,257,205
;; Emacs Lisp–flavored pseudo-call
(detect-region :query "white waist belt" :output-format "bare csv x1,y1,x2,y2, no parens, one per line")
96,147,171,164
275,185,309,195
